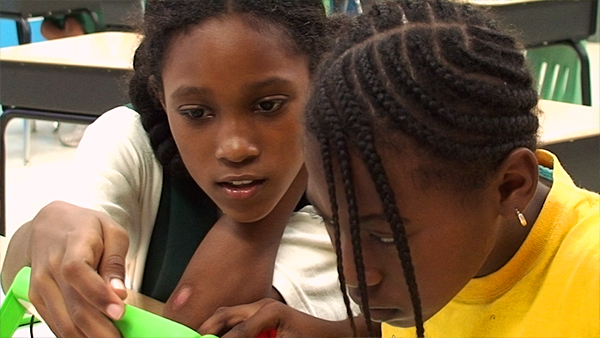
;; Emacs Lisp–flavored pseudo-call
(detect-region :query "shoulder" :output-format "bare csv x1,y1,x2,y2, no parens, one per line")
283,206,329,241
277,205,335,264
80,105,150,151
87,105,143,135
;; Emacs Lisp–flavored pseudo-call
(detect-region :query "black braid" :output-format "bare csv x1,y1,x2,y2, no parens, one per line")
306,0,542,336
128,0,334,177
308,83,358,336
331,53,376,336
350,45,425,337
350,39,426,338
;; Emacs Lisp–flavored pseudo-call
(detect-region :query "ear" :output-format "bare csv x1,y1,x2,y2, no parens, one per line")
149,75,167,111
494,148,539,220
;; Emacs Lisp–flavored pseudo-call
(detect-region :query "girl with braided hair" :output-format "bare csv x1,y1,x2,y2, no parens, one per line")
2,0,373,337
301,0,599,337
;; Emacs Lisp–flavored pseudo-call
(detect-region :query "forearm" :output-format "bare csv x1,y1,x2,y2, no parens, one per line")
1,221,32,292
162,217,283,326
163,167,308,328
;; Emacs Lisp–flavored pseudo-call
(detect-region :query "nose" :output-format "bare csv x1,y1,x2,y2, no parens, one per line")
215,119,260,164
340,234,383,290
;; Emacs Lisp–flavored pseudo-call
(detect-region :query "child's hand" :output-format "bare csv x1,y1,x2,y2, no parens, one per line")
198,298,356,338
19,201,129,337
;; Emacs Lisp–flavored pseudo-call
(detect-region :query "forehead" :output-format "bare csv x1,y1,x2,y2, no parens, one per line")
162,14,305,74
304,132,428,215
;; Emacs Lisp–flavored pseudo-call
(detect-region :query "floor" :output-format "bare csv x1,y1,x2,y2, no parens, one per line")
2,42,600,240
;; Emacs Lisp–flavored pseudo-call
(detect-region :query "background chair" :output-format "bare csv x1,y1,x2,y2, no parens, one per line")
482,0,597,107
526,42,586,105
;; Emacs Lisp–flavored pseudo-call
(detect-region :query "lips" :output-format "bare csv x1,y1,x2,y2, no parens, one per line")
217,178,266,200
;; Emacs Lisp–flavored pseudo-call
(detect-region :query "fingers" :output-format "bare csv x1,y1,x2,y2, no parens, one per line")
25,201,131,337
30,268,121,338
63,214,130,320
29,272,86,337
199,299,281,338
97,214,130,301
199,299,341,338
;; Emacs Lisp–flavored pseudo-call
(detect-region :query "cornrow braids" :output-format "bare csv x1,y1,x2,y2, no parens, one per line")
308,86,358,336
128,0,334,176
329,57,376,335
307,0,541,336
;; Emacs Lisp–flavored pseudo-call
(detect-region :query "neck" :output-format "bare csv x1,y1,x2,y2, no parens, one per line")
476,181,551,276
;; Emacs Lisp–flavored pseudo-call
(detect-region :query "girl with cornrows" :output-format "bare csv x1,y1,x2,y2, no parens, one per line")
302,0,599,337
2,0,371,337
197,0,599,337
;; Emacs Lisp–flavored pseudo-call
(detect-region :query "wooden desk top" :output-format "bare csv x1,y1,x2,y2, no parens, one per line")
0,32,140,69
538,99,600,145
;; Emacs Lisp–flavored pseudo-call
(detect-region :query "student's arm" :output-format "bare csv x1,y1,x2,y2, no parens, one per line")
1,107,158,338
162,166,308,328
1,201,129,338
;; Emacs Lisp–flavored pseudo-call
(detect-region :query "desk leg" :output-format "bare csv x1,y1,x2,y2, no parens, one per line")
23,120,31,166
0,109,97,237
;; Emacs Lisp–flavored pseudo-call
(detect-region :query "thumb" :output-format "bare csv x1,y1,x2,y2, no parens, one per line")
97,216,130,301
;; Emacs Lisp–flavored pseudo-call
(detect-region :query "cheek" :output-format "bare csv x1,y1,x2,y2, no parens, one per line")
167,115,213,175
404,214,494,318
268,116,305,168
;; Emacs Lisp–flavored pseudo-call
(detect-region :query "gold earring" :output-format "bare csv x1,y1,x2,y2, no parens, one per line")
516,208,527,226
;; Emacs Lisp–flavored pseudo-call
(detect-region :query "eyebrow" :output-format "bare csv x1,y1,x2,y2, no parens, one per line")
308,196,389,225
170,77,295,100
242,77,295,92
171,86,212,100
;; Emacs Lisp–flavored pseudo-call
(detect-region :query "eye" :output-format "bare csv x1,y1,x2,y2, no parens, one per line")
253,97,286,114
179,106,213,120
368,233,395,245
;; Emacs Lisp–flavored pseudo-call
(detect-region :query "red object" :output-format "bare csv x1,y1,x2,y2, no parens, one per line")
256,329,277,338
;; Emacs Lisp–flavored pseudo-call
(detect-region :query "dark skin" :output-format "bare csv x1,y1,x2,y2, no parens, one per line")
304,133,550,328
161,15,376,337
198,298,378,338
1,13,313,338
158,15,308,327
189,131,550,336
1,201,130,337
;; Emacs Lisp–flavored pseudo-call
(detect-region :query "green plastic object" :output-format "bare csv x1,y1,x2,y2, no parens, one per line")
0,267,219,338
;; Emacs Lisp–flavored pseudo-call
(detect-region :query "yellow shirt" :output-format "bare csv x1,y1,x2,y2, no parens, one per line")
383,150,600,338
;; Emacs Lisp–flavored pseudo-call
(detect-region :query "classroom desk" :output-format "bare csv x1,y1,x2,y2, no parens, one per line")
538,99,600,193
0,31,140,236
469,0,598,47
538,99,600,145
0,31,139,114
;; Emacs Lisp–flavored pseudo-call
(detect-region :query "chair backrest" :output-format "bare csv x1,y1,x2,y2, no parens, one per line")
100,0,144,30
0,0,102,17
526,43,583,105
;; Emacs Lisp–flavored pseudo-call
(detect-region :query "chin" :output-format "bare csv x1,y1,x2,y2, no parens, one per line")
383,317,417,328
225,204,275,224
227,210,269,224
